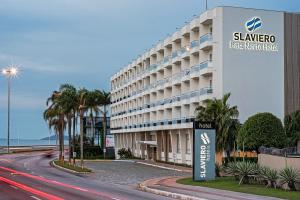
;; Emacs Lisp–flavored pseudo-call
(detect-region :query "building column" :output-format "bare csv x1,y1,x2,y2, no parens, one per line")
156,131,162,161
180,129,187,164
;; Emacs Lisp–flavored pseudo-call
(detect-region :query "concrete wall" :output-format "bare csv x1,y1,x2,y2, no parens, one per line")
258,154,300,171
284,13,300,116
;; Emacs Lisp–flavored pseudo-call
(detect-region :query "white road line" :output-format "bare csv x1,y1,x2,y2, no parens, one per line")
30,196,42,200
112,198,121,200
9,185,18,190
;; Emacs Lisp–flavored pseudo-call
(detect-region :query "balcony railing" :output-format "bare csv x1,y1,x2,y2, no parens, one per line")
199,33,212,44
112,37,213,95
110,117,195,130
111,87,213,117
190,40,199,48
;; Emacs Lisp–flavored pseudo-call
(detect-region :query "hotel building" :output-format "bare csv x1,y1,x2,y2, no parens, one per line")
110,7,300,164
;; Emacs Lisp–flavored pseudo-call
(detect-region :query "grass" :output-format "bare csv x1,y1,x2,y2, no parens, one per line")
54,160,92,173
177,177,300,200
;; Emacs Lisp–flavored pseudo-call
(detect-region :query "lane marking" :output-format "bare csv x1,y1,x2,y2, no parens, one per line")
0,175,64,200
31,196,42,200
0,166,126,200
9,185,18,190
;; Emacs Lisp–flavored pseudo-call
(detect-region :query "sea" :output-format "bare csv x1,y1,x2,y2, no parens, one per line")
0,139,68,147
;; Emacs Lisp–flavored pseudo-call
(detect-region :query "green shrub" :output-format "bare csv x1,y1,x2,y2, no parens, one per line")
117,148,133,159
236,161,259,185
215,164,221,177
238,112,286,150
260,166,278,188
74,145,103,159
279,167,300,191
223,162,239,180
223,157,258,164
284,110,300,147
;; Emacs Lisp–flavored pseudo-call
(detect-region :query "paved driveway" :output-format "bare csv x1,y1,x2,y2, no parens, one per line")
85,160,191,185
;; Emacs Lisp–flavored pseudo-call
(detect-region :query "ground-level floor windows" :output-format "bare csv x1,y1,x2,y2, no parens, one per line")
186,133,191,154
161,134,164,152
168,134,172,153
176,134,181,153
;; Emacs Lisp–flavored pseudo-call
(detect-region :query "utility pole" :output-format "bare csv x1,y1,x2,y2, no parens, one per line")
206,0,208,10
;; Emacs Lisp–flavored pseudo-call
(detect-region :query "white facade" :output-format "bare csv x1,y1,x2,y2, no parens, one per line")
110,7,285,164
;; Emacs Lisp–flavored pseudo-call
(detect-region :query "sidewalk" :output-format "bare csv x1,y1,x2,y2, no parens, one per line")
138,176,283,200
135,160,192,173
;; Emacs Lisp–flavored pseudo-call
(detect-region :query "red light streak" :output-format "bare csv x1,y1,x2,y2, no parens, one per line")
0,166,125,200
0,175,64,200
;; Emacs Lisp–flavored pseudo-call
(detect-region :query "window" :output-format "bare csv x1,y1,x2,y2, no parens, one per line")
161,135,164,152
168,135,172,153
186,134,191,154
209,54,212,62
176,134,181,153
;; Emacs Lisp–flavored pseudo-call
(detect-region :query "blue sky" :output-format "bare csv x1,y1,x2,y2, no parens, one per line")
0,0,299,139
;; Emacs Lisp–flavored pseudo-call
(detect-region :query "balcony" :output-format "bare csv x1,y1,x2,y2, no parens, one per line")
199,33,213,51
199,60,213,76
199,10,213,25
190,65,200,78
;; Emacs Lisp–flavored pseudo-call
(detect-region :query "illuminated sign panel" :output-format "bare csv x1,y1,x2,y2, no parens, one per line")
229,16,279,52
193,122,216,181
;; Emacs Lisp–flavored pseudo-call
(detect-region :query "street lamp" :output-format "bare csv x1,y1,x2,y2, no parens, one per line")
2,66,18,153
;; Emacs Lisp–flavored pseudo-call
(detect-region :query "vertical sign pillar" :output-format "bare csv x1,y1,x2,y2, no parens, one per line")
193,122,216,181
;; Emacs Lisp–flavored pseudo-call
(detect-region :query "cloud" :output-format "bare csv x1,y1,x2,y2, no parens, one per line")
0,53,78,73
0,93,45,110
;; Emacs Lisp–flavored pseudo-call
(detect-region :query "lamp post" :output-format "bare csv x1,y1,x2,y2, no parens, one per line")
2,66,18,153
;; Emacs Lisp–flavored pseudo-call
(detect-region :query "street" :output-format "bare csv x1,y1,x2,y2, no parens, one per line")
0,152,177,200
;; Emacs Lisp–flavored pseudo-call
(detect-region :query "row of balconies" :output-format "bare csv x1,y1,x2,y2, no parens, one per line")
111,87,212,118
111,61,212,104
111,117,195,131
111,33,213,91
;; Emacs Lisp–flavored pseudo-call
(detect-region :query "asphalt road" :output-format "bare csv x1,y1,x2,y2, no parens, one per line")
0,152,173,200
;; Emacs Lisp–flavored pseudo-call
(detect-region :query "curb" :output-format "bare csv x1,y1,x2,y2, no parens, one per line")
137,181,206,200
135,161,189,172
51,160,92,174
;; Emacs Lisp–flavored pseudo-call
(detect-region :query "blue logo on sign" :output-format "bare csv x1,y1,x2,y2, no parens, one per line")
245,17,262,32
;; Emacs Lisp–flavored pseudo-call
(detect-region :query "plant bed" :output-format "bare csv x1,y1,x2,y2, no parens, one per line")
53,160,92,173
177,177,300,200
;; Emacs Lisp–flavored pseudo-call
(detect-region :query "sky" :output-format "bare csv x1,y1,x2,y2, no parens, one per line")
0,0,299,140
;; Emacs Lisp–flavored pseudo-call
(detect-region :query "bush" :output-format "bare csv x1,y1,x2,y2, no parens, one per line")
117,148,133,159
223,162,239,180
260,166,278,188
236,161,259,185
74,145,103,159
223,157,258,164
238,113,286,150
279,167,300,191
284,110,300,147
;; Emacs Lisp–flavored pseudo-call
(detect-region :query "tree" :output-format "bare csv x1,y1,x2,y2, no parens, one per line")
284,110,300,147
85,90,101,145
43,91,66,162
78,88,88,167
195,93,239,153
238,112,286,151
99,90,110,152
59,84,78,163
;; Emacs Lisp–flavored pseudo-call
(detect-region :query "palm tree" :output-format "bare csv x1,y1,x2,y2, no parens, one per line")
59,84,78,163
99,90,110,152
85,90,101,145
43,91,66,162
196,93,239,155
78,88,88,167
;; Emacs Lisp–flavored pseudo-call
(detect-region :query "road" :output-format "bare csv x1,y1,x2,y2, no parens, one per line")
0,152,173,200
